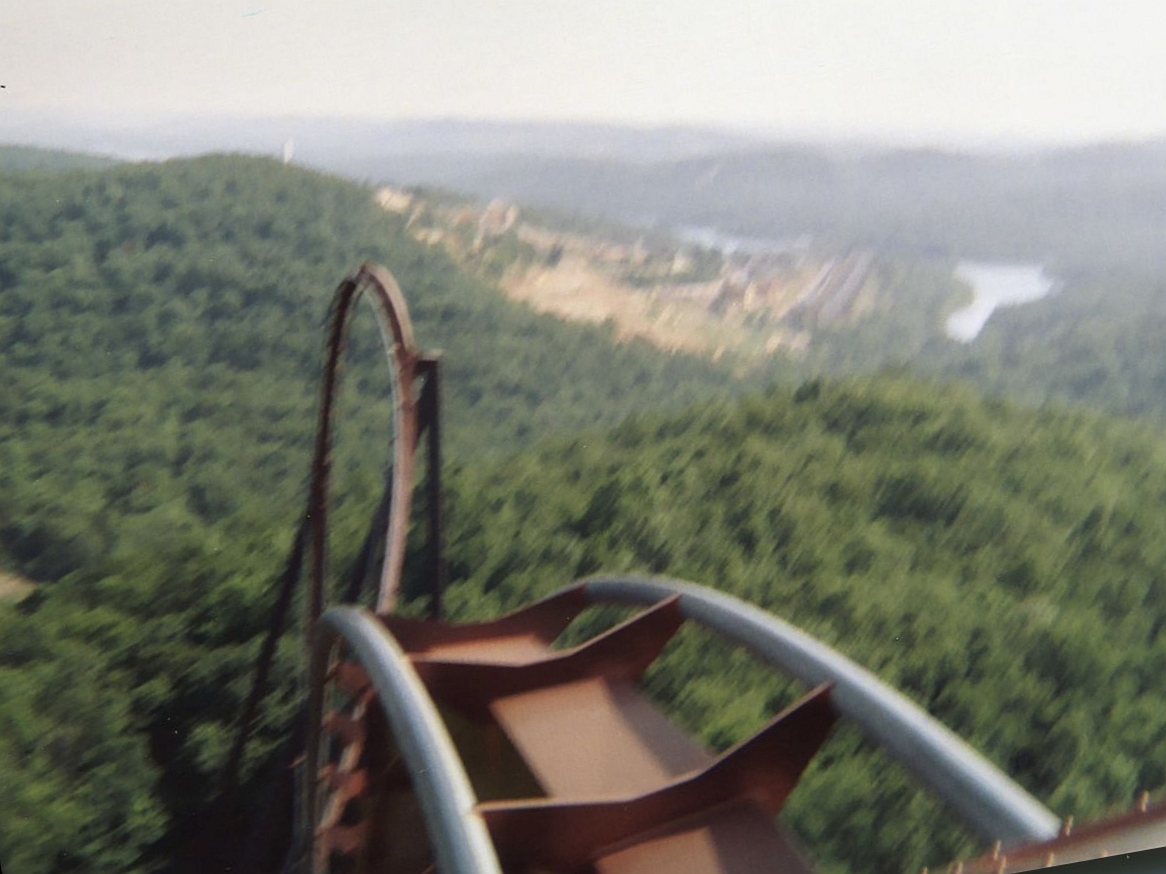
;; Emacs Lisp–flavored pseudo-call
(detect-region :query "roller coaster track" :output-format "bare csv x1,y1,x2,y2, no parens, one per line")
226,263,1166,874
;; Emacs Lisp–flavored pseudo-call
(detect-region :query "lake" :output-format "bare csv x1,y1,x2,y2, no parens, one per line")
945,262,1056,343
673,225,809,256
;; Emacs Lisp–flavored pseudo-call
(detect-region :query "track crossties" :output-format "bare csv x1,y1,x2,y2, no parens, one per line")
322,586,836,874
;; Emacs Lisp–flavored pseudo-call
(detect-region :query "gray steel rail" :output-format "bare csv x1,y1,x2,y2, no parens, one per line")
582,575,1062,847
305,607,502,874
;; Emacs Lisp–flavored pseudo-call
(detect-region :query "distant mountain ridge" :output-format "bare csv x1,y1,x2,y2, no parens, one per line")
9,113,1166,271
10,129,1166,428
0,111,766,165
369,143,1166,272
0,144,116,172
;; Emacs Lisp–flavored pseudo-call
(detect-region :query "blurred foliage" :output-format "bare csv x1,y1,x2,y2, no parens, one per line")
439,377,1166,873
0,155,751,872
929,266,1166,423
5,151,1166,874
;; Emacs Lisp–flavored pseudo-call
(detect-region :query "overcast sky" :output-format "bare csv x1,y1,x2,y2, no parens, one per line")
3,0,1165,145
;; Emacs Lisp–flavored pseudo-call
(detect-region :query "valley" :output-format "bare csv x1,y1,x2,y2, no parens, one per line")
379,184,881,359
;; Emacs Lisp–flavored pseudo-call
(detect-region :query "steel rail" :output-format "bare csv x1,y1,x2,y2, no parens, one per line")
307,263,420,633
359,264,421,616
580,575,1062,847
305,607,503,874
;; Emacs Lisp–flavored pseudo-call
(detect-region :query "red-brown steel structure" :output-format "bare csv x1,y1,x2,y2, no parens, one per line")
223,263,1166,874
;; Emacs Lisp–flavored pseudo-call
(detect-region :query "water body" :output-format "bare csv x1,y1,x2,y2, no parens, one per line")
673,225,809,256
945,262,1056,343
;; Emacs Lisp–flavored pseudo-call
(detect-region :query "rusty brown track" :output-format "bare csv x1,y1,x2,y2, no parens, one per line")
955,799,1166,872
292,264,843,873
222,264,430,806
307,596,836,874
228,264,1161,873
308,262,422,624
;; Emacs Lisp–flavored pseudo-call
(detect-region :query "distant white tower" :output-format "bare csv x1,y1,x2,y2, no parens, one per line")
282,139,295,165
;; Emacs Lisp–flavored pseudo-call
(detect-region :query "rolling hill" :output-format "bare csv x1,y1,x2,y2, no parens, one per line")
440,377,1166,872
4,147,1166,874
0,153,756,873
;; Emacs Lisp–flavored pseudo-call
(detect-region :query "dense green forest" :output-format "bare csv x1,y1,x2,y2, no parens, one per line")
0,155,757,873
5,150,1166,874
0,156,755,581
440,378,1166,872
930,266,1166,422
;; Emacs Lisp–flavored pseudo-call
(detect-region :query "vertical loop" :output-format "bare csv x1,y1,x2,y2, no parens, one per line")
306,263,421,636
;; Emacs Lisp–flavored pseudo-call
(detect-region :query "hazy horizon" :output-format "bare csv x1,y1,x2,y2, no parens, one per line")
5,1,1166,153
7,108,1166,166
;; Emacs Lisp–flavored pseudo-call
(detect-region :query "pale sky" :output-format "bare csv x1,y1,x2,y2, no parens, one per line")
3,0,1166,145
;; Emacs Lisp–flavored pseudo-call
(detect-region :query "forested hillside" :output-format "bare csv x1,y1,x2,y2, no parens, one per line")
440,378,1166,873
5,152,1166,874
931,266,1166,421
0,155,754,873
10,357,1166,872
0,155,752,583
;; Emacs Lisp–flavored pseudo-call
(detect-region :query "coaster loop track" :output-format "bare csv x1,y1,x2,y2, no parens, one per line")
309,262,422,623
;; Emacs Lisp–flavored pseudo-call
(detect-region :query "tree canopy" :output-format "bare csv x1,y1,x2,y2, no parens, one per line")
4,152,1166,874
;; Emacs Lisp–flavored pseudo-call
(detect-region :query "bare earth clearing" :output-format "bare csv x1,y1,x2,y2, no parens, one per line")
501,254,719,354
377,186,876,361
